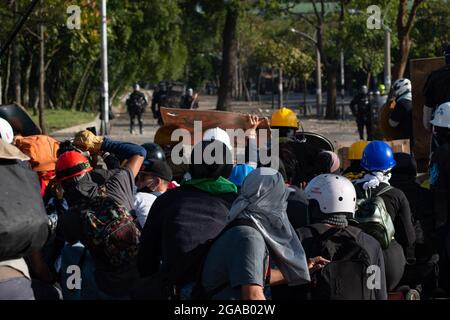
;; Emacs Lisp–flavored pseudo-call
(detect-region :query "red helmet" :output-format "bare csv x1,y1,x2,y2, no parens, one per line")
56,151,92,181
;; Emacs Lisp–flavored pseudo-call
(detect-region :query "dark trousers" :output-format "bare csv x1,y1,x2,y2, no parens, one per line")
357,118,373,141
383,240,407,291
129,112,143,134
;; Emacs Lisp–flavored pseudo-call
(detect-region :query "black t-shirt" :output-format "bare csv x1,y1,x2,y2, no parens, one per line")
390,98,413,140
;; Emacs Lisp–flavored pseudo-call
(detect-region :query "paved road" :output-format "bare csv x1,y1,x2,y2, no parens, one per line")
51,94,360,145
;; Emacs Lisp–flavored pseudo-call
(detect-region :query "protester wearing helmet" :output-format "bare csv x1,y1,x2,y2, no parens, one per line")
343,140,369,181
355,141,416,291
350,85,373,140
180,88,199,109
296,174,387,300
389,79,413,145
126,83,148,135
56,130,146,299
428,102,450,292
270,107,299,140
0,117,14,144
271,107,322,186
423,44,450,151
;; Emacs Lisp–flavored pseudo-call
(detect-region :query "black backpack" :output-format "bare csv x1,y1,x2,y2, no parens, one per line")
0,161,49,261
131,218,259,300
298,224,373,300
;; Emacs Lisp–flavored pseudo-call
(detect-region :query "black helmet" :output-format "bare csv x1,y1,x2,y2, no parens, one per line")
142,143,166,163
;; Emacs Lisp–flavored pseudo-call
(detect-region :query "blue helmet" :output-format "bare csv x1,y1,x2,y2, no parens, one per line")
360,141,396,171
228,164,255,187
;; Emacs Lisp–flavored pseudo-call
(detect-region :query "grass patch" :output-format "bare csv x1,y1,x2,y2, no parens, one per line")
30,110,97,133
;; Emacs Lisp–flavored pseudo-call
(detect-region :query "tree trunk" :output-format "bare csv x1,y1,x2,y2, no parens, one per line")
393,36,411,79
366,71,372,88
38,1,46,134
12,1,21,105
23,53,33,108
271,68,275,109
4,49,11,103
12,42,21,105
325,65,337,119
303,78,307,116
278,68,283,108
71,60,93,110
393,0,424,79
216,6,239,111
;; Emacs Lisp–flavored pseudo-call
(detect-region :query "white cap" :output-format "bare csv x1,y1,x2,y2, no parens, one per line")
203,127,232,151
304,174,357,214
0,118,14,144
430,102,450,128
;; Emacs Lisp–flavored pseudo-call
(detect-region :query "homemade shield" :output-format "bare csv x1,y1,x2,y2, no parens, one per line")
0,104,41,136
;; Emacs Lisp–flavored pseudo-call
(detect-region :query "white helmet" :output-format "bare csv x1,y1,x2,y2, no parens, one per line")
203,127,232,151
133,83,140,91
430,102,450,128
392,78,411,97
304,174,357,214
187,88,194,96
0,118,14,144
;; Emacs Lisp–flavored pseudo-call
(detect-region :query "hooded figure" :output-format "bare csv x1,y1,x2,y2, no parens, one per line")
226,167,310,286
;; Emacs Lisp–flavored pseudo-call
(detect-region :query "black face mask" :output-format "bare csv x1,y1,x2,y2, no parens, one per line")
62,173,98,206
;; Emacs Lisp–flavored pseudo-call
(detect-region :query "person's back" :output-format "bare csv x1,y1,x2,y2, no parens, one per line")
201,224,268,300
138,139,237,280
299,174,387,300
355,141,415,291
57,133,146,299
297,224,386,300
0,141,49,300
138,185,236,278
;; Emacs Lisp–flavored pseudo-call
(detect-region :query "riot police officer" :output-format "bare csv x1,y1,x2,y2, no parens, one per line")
151,82,169,125
126,83,148,135
350,85,373,141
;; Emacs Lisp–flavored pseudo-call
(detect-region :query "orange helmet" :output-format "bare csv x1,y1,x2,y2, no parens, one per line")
56,151,92,181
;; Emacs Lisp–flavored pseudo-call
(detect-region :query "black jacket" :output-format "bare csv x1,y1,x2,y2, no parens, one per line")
137,185,237,280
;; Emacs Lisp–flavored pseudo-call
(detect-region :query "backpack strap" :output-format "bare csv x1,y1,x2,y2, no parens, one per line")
374,185,393,197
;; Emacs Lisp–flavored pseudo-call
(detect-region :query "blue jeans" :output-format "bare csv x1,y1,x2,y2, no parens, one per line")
60,242,98,300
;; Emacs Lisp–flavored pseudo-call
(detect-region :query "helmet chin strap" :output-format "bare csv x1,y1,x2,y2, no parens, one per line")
293,123,307,143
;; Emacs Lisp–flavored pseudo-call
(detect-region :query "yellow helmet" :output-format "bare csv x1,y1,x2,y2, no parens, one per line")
270,107,299,128
348,140,369,160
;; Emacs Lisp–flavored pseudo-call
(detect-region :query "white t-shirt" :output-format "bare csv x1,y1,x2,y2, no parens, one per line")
134,192,159,228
